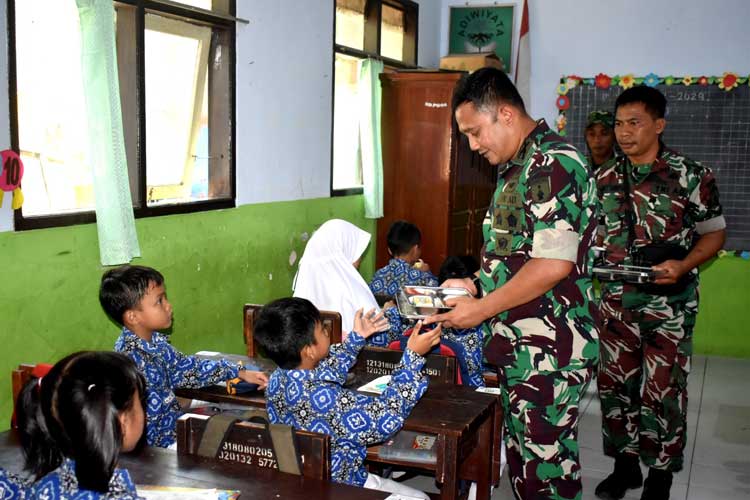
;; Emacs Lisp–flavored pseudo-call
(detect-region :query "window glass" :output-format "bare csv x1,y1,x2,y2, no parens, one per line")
15,0,93,216
380,4,404,61
12,0,235,228
332,53,363,190
335,0,365,50
332,0,417,194
144,14,211,205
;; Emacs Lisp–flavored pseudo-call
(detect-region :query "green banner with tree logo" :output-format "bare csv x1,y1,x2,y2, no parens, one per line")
448,5,514,72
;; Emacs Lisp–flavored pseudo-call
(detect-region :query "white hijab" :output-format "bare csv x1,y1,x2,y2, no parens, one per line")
293,219,379,337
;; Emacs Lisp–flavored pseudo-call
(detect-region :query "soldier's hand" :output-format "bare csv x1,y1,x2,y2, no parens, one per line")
424,295,483,329
652,259,688,285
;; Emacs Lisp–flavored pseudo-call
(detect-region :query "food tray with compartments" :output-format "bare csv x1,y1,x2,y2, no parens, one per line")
593,265,662,283
396,285,472,319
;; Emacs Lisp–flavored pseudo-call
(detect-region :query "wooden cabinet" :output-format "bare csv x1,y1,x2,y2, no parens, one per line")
376,71,498,272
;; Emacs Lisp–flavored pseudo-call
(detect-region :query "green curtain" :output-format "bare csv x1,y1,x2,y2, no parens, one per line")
76,0,140,265
357,59,384,219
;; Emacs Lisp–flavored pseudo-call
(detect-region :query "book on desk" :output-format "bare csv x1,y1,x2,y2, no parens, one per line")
137,485,240,500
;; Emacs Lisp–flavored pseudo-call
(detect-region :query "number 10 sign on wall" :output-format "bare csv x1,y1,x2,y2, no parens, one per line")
0,150,25,210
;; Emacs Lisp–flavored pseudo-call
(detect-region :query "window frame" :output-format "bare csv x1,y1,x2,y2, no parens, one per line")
8,0,237,231
330,0,419,197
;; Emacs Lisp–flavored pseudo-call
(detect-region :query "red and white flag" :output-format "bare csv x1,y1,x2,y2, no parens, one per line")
515,0,531,108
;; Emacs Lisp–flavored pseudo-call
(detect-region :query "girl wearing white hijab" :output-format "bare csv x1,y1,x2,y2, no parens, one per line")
293,219,381,338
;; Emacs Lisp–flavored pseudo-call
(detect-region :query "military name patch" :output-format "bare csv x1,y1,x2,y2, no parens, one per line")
497,192,522,207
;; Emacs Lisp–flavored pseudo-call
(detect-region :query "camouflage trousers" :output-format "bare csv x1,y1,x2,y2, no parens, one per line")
597,288,698,472
499,365,593,500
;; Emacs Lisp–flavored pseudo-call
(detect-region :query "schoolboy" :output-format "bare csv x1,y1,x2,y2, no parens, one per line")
254,297,441,497
369,220,438,296
99,264,268,448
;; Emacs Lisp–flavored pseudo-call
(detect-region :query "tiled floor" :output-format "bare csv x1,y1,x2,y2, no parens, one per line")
403,355,750,499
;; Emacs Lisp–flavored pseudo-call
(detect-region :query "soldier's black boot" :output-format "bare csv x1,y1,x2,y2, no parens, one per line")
640,468,673,500
595,453,643,500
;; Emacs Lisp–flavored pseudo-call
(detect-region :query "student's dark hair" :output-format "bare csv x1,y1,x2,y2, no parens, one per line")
253,297,322,369
387,220,422,257
438,255,480,284
99,265,165,325
374,293,395,308
452,67,526,114
614,85,667,119
17,351,146,493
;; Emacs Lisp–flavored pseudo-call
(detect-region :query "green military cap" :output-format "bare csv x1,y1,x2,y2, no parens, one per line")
586,110,614,129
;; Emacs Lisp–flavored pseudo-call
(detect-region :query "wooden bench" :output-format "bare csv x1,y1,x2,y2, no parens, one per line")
176,413,331,481
11,364,35,406
11,363,52,428
244,304,342,358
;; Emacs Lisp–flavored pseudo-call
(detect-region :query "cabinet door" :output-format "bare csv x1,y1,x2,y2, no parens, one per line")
449,131,497,261
378,73,460,270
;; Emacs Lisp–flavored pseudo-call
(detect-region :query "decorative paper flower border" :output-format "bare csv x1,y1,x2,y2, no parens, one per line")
553,72,750,256
554,72,749,136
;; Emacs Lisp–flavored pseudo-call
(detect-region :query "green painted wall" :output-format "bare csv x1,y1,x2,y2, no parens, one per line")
0,195,376,429
693,255,750,357
0,194,747,431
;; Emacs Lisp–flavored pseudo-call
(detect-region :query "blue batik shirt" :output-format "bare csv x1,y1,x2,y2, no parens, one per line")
115,328,241,448
0,459,142,499
266,331,428,486
369,258,438,296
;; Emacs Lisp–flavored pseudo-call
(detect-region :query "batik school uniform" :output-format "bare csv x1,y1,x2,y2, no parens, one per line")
369,258,438,296
266,330,428,486
0,459,142,499
115,327,242,447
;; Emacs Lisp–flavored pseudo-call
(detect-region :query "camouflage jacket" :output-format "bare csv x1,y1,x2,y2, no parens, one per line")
480,120,599,372
597,146,724,305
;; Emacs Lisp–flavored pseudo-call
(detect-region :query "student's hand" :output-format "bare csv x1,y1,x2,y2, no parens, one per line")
382,300,396,310
238,370,269,390
353,308,390,339
413,259,430,272
406,321,442,356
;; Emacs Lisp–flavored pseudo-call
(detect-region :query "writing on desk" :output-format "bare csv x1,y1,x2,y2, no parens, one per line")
364,359,438,377
218,441,276,468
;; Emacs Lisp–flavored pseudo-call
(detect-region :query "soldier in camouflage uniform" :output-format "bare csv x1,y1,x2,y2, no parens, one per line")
585,110,616,172
429,68,600,500
595,86,726,500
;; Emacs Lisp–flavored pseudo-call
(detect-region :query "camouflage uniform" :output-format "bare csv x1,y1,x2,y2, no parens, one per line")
596,146,724,472
480,120,600,500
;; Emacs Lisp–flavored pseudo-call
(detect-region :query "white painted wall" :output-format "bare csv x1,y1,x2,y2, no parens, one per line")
440,0,750,125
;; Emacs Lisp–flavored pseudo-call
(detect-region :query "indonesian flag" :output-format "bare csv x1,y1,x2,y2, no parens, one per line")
515,0,531,108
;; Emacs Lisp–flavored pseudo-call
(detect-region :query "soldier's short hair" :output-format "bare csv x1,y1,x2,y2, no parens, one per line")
452,67,526,115
615,86,667,119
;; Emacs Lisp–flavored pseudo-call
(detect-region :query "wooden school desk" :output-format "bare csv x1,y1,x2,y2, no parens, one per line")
0,431,387,500
177,372,499,500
